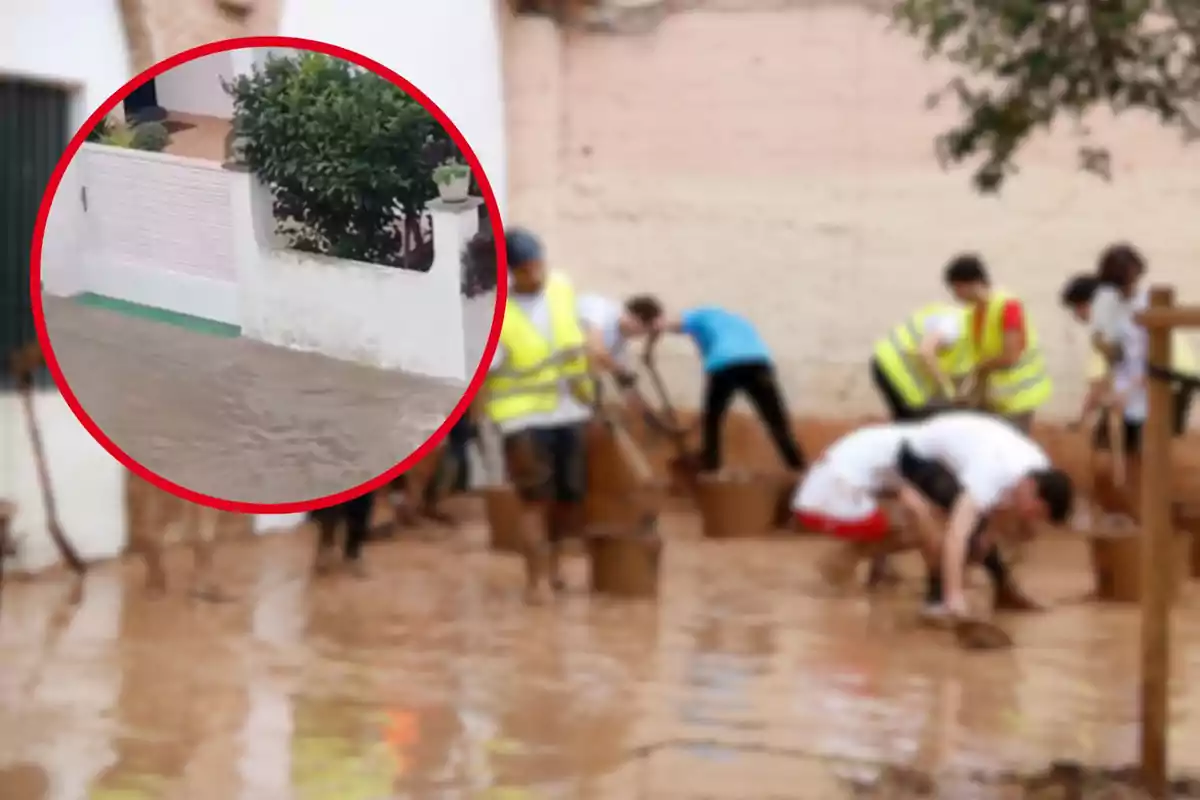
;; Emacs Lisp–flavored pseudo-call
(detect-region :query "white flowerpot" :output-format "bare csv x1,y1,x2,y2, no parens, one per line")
437,174,471,203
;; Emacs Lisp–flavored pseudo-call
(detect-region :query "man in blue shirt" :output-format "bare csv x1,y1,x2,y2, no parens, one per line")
626,297,806,473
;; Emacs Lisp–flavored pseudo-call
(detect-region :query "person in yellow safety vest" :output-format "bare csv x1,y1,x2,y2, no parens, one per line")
870,304,973,421
942,254,1053,434
482,228,597,605
1060,272,1197,454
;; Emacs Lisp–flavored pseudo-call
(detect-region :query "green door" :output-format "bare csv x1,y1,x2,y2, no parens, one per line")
0,77,69,390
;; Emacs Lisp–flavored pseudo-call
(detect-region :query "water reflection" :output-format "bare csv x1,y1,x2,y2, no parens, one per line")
1,525,1200,798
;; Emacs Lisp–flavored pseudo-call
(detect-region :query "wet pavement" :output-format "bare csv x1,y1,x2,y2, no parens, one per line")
42,297,464,504
4,507,1200,799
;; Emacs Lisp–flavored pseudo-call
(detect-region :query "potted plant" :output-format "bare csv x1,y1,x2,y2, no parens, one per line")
433,159,471,203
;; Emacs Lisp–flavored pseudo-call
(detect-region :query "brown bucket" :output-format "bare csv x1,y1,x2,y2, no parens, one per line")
1174,504,1200,579
587,523,662,598
1090,453,1141,518
482,485,524,554
695,471,798,539
1088,527,1189,603
583,420,666,528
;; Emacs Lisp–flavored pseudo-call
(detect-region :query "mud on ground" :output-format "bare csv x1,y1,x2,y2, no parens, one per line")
42,297,464,504
5,410,1200,797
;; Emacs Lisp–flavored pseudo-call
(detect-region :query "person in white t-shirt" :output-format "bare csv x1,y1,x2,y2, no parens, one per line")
576,293,651,409
789,423,944,586
899,411,1074,620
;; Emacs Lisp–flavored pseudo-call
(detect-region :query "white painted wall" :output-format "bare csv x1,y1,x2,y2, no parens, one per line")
42,151,480,379
278,0,509,217
0,392,127,572
0,0,129,135
40,151,88,297
154,51,238,119
52,143,242,324
231,171,480,382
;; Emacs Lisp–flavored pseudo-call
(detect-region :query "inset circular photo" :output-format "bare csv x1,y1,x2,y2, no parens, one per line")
32,36,505,510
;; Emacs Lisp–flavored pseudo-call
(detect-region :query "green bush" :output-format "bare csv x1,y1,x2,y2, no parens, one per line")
86,116,114,143
131,121,170,152
224,52,461,270
85,116,172,152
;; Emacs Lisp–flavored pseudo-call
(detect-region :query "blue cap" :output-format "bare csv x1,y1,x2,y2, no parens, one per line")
505,228,543,269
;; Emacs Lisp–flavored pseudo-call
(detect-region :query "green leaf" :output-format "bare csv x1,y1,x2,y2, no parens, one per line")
229,51,460,266
894,0,1199,193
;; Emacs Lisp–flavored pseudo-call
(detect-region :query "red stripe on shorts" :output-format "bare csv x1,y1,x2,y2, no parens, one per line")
793,509,890,542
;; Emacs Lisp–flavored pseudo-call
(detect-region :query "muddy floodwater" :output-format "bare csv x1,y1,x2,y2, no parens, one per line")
4,508,1200,799
41,297,464,503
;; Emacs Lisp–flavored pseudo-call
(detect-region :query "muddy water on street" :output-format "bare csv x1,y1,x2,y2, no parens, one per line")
42,298,464,504
4,509,1200,798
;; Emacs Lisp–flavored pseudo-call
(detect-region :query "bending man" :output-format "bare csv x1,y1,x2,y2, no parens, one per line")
626,297,806,473
789,422,940,586
900,411,1074,618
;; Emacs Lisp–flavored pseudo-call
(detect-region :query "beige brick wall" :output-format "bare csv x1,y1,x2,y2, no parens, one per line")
505,7,1200,421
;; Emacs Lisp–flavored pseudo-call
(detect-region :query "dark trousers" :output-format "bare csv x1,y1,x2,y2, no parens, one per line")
425,416,478,501
309,492,373,561
503,423,588,543
701,361,806,471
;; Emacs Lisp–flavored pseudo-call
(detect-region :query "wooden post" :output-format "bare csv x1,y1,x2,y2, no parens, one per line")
1140,285,1175,797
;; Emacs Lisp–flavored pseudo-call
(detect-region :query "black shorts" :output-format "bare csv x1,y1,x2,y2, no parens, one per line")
503,423,588,504
896,444,989,549
1092,385,1195,454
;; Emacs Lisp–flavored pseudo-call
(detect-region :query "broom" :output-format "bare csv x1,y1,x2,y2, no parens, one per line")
10,344,87,576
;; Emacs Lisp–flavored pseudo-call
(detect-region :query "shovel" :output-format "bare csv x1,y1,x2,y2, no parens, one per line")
641,336,705,494
10,344,87,577
640,335,698,473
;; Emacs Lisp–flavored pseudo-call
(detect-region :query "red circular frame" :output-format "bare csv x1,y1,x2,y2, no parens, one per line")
29,35,508,515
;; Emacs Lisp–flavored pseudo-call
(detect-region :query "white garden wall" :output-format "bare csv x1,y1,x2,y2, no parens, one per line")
42,146,482,380
75,143,241,323
230,170,482,382
40,149,88,297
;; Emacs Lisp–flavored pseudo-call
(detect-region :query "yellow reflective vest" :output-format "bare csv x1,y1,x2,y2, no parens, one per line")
967,290,1052,415
484,272,594,424
872,303,973,408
